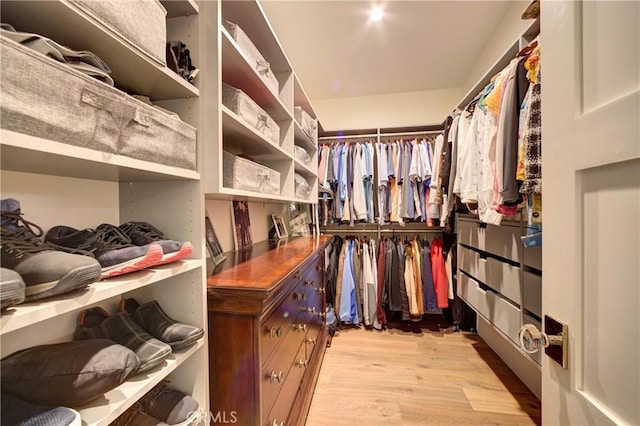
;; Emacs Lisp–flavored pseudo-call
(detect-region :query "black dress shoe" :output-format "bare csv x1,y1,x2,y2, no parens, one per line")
120,298,204,351
75,307,172,373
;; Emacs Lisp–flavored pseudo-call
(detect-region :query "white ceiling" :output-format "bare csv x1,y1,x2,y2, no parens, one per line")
261,0,514,101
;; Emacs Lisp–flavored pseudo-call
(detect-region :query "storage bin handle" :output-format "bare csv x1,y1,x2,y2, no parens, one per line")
256,59,272,77
257,113,271,129
81,87,124,115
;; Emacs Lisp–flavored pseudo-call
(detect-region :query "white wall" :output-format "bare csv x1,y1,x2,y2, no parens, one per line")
461,0,532,96
314,1,533,132
204,198,289,252
314,88,462,132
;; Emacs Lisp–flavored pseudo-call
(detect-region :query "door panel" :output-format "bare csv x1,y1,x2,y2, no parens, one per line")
542,0,639,425
579,159,639,424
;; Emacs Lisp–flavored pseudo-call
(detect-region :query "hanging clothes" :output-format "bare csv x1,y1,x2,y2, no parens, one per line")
430,237,449,309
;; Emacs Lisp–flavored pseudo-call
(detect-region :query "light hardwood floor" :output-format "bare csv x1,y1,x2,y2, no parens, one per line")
306,317,541,425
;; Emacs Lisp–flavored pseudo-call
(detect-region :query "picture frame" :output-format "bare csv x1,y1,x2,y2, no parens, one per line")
272,214,288,239
205,212,226,268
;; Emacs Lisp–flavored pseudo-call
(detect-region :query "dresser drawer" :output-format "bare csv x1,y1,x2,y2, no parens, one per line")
484,223,522,263
261,310,307,417
458,219,484,250
523,271,542,317
485,257,522,305
458,245,486,283
261,280,304,364
488,291,521,345
524,245,542,270
458,273,490,320
264,341,307,426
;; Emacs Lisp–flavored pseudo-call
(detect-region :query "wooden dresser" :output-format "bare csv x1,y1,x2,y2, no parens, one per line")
207,236,331,426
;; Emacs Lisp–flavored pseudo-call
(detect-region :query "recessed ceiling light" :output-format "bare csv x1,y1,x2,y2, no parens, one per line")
370,5,384,22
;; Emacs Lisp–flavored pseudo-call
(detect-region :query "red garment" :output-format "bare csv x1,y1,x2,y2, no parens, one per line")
430,238,449,308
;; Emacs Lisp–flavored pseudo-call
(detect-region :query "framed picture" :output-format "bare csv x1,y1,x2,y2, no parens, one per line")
231,201,252,249
205,212,226,268
272,214,288,239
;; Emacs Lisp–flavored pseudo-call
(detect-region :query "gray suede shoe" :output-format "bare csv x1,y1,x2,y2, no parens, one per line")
120,298,204,351
111,402,168,426
75,307,172,373
138,383,200,425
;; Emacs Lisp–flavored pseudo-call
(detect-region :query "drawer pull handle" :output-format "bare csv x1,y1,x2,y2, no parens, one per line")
269,326,283,338
270,370,284,383
315,287,325,293
317,312,326,320
273,421,285,426
301,306,315,313
316,265,322,271
305,280,314,287
296,359,308,368
294,323,308,332
295,271,302,280
294,292,307,301
307,337,317,344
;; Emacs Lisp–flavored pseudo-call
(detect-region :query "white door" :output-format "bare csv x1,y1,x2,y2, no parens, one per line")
542,0,639,424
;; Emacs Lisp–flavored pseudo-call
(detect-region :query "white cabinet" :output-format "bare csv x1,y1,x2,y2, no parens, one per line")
0,1,208,424
203,0,319,204
456,215,542,398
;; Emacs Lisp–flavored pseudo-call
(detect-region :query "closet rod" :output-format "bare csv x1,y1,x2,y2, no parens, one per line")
379,130,441,138
321,227,444,234
318,133,378,141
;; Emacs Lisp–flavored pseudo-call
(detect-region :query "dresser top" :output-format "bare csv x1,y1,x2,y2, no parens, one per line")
207,235,331,293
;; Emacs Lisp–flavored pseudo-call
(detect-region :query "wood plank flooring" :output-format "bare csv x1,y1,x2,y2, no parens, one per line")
305,317,541,425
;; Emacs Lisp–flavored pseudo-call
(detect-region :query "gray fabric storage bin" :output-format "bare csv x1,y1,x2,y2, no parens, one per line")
294,146,311,165
294,107,317,144
294,173,311,199
70,0,167,66
223,152,280,195
222,83,280,145
0,36,197,170
223,20,279,97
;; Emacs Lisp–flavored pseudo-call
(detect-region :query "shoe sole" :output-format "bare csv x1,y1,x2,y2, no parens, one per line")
156,242,193,266
25,263,102,302
101,244,164,279
169,329,205,351
1,279,25,309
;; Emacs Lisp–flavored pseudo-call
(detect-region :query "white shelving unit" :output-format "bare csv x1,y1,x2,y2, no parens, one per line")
0,1,209,424
203,0,319,205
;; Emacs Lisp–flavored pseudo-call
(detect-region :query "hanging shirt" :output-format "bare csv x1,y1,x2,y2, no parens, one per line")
430,238,449,308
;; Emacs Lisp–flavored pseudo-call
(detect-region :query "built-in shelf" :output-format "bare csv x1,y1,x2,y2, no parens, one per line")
221,28,291,122
222,106,291,161
79,339,205,426
0,130,200,182
0,260,202,335
294,121,317,153
0,0,199,101
161,0,199,19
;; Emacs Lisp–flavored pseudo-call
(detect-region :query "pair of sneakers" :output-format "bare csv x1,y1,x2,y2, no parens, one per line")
1,198,102,303
1,392,81,426
45,221,193,279
75,298,204,373
113,382,200,426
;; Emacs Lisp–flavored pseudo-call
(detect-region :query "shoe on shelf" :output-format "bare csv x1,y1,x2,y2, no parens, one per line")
111,402,169,426
138,382,200,425
120,298,204,351
1,267,25,310
75,307,172,373
119,221,193,266
1,198,102,302
1,392,81,426
45,223,163,279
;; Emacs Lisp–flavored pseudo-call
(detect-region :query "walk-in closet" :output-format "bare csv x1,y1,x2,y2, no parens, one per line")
1,1,638,425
